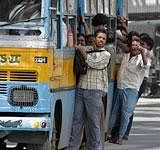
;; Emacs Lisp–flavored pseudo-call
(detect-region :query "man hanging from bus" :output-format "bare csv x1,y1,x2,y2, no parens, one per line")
69,28,111,150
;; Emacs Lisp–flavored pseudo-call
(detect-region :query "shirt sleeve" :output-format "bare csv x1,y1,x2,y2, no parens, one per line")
139,58,151,69
86,51,111,69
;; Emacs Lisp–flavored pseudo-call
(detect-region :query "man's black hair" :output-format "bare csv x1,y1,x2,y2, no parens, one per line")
127,31,140,46
94,28,107,37
85,34,94,46
92,13,109,27
77,33,85,38
141,36,154,50
140,33,150,38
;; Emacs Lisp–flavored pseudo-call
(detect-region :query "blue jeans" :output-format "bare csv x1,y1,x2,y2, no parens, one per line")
108,88,138,137
69,88,104,150
125,77,148,136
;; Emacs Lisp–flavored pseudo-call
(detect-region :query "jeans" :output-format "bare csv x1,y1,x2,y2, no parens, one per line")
108,88,138,137
138,77,148,98
125,77,148,136
69,88,104,150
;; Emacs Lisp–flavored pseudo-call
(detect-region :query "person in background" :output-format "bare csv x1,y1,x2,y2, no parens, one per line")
85,34,95,46
77,33,86,46
91,13,109,31
80,13,109,34
117,30,140,56
138,34,154,98
80,13,110,46
69,29,111,150
107,38,150,144
116,16,128,46
115,16,129,86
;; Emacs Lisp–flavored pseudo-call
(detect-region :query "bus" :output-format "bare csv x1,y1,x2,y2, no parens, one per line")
0,0,76,149
0,0,119,149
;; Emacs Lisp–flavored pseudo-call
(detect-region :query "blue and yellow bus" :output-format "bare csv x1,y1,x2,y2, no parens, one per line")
0,0,122,149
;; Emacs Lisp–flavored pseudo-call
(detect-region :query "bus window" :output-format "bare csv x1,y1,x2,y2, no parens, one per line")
9,1,41,22
110,0,116,16
0,0,42,22
0,0,22,22
63,0,75,14
68,0,76,14
91,0,96,14
104,0,109,14
97,0,104,13
0,0,42,36
53,0,76,49
83,0,109,15
63,0,67,14
84,0,90,14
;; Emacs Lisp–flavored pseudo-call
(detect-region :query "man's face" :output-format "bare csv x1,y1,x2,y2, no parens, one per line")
140,41,150,50
95,32,107,49
131,40,141,56
77,36,85,46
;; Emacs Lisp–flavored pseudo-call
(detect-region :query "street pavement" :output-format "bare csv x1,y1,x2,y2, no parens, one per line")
105,98,160,150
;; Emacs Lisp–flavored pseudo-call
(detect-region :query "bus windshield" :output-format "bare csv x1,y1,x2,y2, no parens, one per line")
0,0,42,36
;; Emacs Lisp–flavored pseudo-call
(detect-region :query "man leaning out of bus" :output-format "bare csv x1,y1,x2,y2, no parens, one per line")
107,38,150,145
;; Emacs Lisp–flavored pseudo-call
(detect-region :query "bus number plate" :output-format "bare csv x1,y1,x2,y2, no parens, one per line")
34,57,47,63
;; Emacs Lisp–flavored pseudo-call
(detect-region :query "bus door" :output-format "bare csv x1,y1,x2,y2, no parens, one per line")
50,0,77,149
0,0,77,149
50,0,77,90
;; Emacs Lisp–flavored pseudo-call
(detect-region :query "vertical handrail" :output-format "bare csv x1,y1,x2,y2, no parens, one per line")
44,0,51,39
59,0,63,50
116,0,123,15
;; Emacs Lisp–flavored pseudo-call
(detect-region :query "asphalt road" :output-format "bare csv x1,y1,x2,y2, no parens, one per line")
105,98,160,150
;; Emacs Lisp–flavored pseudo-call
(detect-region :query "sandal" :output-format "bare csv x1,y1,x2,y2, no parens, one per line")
109,136,118,143
105,134,111,141
115,136,123,145
105,129,112,141
123,135,128,140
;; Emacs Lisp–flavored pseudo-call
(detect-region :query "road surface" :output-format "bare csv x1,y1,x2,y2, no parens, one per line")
105,98,160,150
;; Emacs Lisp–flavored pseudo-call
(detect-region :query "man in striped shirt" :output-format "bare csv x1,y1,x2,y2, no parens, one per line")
69,29,111,150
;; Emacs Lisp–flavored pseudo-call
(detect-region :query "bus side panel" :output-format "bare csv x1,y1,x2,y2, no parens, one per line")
50,50,76,89
53,89,75,149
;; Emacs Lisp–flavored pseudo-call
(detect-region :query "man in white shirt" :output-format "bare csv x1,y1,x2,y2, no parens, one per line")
107,38,150,144
124,35,154,139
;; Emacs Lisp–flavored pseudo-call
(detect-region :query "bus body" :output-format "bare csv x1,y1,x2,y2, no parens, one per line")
0,0,121,149
0,0,76,149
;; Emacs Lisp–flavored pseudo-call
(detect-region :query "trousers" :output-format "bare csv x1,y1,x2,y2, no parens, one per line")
108,88,138,137
69,88,104,150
